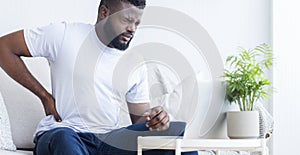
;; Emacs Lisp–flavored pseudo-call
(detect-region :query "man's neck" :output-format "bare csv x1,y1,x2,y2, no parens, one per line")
95,23,111,47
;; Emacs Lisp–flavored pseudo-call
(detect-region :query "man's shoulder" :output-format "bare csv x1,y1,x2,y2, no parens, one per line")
26,22,93,35
63,22,94,32
65,22,93,28
58,22,94,41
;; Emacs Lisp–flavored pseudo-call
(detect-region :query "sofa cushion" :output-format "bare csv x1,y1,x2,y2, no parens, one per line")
0,76,45,149
0,59,48,149
0,92,16,151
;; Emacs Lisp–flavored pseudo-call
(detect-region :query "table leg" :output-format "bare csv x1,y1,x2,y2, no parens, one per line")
215,150,221,155
261,146,268,155
261,139,267,155
175,139,182,155
137,144,142,155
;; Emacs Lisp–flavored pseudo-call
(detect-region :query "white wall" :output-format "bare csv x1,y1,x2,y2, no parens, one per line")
0,0,99,35
148,0,272,59
273,0,300,154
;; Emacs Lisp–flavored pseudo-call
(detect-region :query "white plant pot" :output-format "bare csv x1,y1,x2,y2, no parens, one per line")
227,111,259,139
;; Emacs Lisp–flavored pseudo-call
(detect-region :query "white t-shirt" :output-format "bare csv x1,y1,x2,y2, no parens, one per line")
24,22,150,135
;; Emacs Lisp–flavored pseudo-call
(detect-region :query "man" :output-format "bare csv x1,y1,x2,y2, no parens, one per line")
0,0,197,154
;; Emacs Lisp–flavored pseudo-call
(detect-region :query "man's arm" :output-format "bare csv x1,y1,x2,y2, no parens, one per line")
0,30,61,122
127,102,169,131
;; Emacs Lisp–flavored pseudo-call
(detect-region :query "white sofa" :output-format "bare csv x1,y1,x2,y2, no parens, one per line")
0,77,42,154
0,59,49,155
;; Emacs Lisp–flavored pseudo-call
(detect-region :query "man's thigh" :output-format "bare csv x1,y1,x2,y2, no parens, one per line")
34,127,91,155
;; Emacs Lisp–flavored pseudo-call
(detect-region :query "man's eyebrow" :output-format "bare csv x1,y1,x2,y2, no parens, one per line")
124,15,135,21
120,14,131,19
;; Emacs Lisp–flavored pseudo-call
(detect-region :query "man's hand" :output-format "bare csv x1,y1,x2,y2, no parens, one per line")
144,106,170,131
41,93,62,122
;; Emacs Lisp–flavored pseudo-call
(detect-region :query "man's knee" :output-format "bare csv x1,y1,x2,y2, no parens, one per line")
50,127,79,143
51,128,78,138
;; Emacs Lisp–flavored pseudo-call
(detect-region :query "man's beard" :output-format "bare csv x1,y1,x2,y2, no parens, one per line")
103,19,133,51
108,34,133,51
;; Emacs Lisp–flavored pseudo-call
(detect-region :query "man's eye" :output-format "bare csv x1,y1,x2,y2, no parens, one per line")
122,19,127,23
135,21,140,26
122,18,131,23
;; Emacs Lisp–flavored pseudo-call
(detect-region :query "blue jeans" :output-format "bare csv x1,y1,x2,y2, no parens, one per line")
34,121,198,155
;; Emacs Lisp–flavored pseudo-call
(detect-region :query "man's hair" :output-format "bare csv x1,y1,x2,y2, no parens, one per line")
100,0,146,9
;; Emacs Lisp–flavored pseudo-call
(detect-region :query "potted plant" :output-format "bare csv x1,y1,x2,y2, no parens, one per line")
224,43,273,139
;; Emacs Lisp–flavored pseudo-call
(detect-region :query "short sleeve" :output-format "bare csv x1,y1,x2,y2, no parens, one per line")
126,66,150,103
23,22,66,62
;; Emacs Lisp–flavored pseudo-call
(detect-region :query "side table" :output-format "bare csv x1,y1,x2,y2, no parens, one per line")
137,136,266,155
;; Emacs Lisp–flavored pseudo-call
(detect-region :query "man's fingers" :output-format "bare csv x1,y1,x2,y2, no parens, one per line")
44,108,62,122
143,111,151,121
143,106,163,122
53,112,62,122
51,106,62,122
41,94,62,122
48,105,62,122
148,114,169,131
144,106,163,121
147,110,166,126
159,122,170,131
149,106,163,118
144,106,170,130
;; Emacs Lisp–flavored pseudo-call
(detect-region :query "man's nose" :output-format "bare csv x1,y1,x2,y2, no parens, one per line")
127,23,136,33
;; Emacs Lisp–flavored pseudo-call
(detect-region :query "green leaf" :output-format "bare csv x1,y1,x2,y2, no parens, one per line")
224,43,273,111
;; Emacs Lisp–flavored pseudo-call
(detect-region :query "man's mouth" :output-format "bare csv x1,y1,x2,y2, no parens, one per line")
121,33,133,42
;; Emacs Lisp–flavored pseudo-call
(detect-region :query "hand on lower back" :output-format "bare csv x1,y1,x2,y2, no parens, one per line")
41,94,62,122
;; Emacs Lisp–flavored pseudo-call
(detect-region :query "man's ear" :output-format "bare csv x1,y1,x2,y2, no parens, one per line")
98,5,110,21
